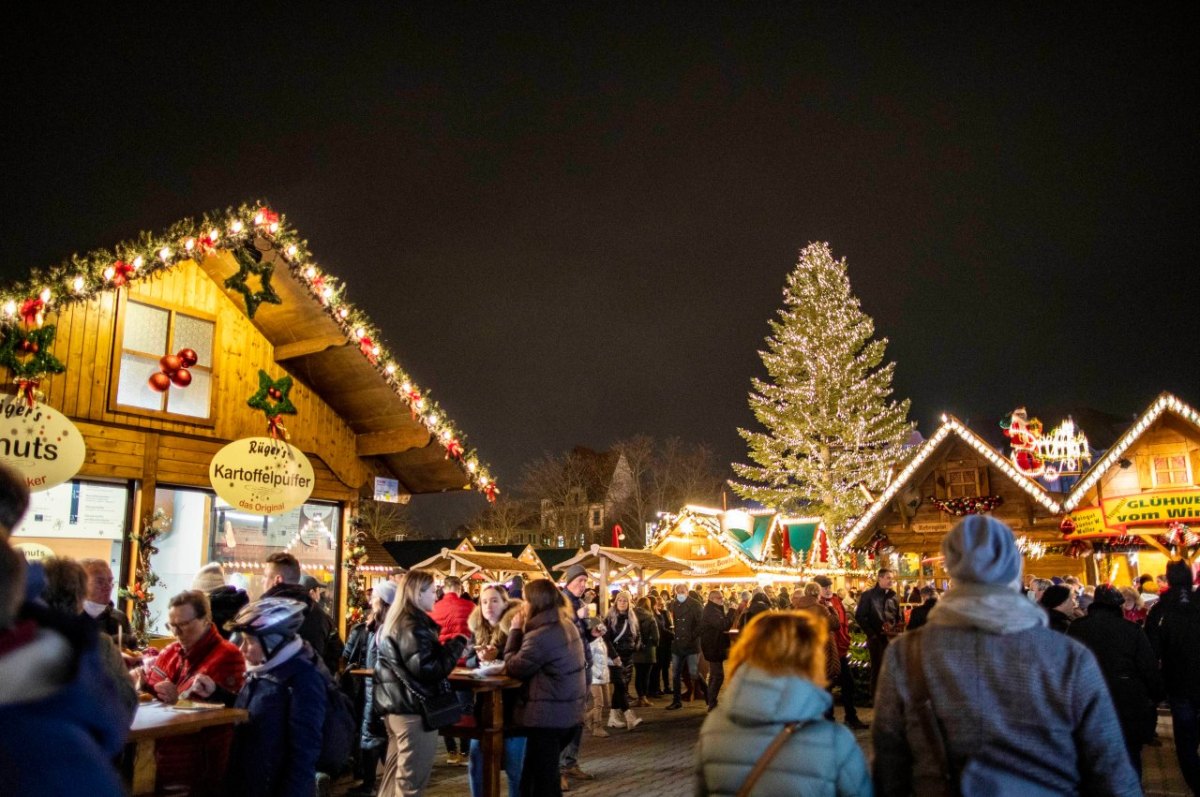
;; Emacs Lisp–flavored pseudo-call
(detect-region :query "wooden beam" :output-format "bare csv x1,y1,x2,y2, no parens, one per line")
356,428,431,457
274,334,350,361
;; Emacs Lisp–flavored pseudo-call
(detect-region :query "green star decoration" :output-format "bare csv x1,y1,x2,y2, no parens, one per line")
0,323,67,379
225,244,283,318
247,370,298,418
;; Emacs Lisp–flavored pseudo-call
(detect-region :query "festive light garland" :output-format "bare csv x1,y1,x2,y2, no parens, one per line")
0,202,497,501
928,494,1004,516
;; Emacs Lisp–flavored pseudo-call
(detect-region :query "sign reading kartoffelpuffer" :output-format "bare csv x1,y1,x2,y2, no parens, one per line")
0,393,86,492
209,437,315,516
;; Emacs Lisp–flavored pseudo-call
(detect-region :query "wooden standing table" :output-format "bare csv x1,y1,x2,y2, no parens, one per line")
124,701,249,795
445,667,521,797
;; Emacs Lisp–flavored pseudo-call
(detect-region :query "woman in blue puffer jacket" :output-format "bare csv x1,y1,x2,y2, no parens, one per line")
695,610,872,797
226,598,328,797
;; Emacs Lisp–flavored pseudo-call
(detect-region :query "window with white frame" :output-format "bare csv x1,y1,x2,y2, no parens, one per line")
114,300,214,419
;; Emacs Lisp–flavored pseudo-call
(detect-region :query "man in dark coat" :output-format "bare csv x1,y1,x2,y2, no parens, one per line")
666,583,703,710
1039,584,1075,633
79,558,133,642
558,564,593,786
854,568,900,696
1147,560,1200,793
739,590,773,629
1068,584,1164,775
262,553,335,665
905,585,938,631
698,590,734,711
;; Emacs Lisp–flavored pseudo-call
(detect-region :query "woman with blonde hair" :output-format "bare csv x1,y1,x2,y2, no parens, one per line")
603,589,642,729
695,611,871,796
1120,586,1148,625
374,569,470,796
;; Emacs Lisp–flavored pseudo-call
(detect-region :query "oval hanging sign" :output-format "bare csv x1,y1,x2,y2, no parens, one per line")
208,436,315,516
0,394,86,492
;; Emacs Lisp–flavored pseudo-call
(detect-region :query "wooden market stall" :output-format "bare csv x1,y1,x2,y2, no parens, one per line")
412,547,541,583
841,415,1074,581
2,203,496,638
1059,393,1200,582
553,544,679,613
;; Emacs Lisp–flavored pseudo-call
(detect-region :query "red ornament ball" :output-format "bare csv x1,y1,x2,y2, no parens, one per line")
267,387,282,401
169,368,192,388
177,348,199,368
159,354,183,374
148,372,171,392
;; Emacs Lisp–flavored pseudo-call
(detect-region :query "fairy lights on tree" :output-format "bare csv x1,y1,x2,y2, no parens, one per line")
732,242,914,538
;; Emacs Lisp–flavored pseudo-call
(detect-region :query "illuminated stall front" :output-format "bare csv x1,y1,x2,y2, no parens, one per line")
2,203,496,640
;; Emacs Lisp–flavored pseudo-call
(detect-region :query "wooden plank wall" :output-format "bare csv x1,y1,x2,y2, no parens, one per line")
38,260,368,496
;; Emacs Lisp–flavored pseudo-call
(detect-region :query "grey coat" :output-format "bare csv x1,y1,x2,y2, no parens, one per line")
873,624,1141,797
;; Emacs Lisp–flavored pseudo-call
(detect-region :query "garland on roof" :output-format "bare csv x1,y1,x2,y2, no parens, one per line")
929,495,1003,516
0,202,497,501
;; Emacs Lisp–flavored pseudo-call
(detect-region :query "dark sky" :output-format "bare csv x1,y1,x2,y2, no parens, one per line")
3,7,1197,532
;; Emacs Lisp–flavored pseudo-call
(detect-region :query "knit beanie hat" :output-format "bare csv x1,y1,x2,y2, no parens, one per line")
373,580,398,606
192,562,226,593
1093,584,1124,607
563,564,587,584
941,515,1021,586
1040,584,1072,609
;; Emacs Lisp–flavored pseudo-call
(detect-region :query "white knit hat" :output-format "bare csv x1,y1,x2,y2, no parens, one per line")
192,561,226,592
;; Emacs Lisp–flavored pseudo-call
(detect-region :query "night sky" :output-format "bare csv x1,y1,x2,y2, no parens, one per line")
4,7,1196,532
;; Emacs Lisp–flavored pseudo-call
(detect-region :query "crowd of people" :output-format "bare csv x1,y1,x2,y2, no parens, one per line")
3,450,1200,796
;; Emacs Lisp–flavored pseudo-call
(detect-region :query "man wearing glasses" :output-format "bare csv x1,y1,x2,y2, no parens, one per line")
134,590,247,794
79,558,133,642
136,590,245,705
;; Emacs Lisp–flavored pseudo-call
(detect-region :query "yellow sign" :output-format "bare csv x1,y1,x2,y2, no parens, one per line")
209,437,315,516
1067,506,1110,537
1103,489,1200,528
0,394,87,492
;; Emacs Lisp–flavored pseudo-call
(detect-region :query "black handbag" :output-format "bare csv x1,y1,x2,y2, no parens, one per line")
389,661,464,731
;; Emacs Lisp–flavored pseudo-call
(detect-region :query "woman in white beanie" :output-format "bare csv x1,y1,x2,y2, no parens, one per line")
193,562,248,640
872,515,1140,796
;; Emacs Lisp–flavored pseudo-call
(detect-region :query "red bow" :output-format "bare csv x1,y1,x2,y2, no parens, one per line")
111,261,136,287
266,415,290,440
407,390,422,420
255,208,280,228
15,379,38,408
19,298,45,329
444,438,463,460
358,336,377,363
484,483,499,503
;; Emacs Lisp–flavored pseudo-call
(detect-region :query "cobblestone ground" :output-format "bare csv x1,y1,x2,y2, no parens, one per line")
337,703,1191,796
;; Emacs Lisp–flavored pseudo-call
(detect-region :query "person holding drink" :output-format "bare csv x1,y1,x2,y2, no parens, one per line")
466,583,526,797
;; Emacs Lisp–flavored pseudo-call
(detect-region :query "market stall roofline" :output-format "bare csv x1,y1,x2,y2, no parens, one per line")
1062,392,1200,512
840,413,1061,550
0,202,495,497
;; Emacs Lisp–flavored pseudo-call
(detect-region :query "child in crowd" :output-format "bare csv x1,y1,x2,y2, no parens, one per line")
586,619,611,738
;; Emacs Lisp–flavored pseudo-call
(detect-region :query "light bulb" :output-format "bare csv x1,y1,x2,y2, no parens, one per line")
159,247,171,262
132,256,143,270
2,301,15,316
103,267,115,281
230,220,244,234
286,244,297,257
185,238,195,252
385,363,396,375
39,288,51,302
72,276,85,292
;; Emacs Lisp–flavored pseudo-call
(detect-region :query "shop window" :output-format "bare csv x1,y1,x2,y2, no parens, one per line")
590,509,602,528
10,480,131,579
1153,453,1192,487
146,486,340,636
945,468,981,498
113,299,215,420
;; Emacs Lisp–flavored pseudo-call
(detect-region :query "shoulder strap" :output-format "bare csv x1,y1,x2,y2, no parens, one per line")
906,630,958,795
736,722,800,797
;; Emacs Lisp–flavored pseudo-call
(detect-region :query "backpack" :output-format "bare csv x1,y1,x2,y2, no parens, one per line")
313,654,357,774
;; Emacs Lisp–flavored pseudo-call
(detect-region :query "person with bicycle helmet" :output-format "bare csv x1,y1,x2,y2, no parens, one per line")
226,597,327,797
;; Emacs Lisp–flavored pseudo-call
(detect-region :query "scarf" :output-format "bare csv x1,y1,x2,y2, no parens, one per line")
927,582,1048,634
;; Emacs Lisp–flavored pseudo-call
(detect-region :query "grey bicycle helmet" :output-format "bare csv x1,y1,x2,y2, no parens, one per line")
226,597,306,658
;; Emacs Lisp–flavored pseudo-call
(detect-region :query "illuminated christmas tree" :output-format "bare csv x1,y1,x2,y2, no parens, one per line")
732,242,914,537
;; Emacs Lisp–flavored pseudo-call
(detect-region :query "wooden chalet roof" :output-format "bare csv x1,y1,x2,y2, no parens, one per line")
0,203,495,498
360,535,401,571
413,547,541,578
841,414,1060,550
553,545,678,575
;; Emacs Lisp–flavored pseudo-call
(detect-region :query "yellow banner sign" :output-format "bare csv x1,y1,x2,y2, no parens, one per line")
209,437,315,516
1103,489,1200,528
1067,506,1110,537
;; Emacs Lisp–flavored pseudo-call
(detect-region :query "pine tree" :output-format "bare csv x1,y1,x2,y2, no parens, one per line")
732,242,913,535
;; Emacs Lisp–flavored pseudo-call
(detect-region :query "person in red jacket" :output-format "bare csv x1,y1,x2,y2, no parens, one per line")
816,576,868,730
428,576,476,763
136,590,246,794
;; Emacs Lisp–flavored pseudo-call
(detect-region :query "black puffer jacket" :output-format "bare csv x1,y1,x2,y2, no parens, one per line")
374,608,467,716
1148,588,1200,700
262,582,332,661
503,607,586,729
